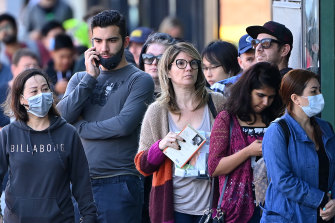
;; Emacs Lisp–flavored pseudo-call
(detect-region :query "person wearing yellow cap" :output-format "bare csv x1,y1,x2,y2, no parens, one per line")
129,27,153,66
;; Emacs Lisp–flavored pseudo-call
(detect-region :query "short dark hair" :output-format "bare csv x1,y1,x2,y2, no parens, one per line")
0,13,17,32
12,48,40,66
225,62,283,125
202,40,241,76
91,10,127,41
41,20,65,37
11,69,59,122
52,33,74,51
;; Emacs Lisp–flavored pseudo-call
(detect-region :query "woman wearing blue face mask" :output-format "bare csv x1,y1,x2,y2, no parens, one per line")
261,69,335,223
0,69,97,222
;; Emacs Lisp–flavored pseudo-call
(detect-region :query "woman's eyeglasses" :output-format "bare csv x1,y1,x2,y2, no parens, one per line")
142,54,162,65
202,65,221,72
173,59,200,70
251,38,282,49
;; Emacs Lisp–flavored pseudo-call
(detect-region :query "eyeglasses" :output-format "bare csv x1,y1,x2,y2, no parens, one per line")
173,59,200,70
23,64,40,70
142,54,162,65
251,38,282,49
202,65,221,72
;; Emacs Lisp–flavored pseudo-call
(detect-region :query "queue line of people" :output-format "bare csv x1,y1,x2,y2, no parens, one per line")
0,8,334,223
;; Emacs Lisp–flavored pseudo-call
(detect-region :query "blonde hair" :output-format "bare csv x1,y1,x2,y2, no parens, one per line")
157,42,208,114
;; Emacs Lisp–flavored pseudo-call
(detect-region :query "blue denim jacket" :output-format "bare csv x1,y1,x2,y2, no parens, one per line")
261,113,335,223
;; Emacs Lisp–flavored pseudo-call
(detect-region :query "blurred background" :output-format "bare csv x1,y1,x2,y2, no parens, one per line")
3,0,335,125
0,0,312,69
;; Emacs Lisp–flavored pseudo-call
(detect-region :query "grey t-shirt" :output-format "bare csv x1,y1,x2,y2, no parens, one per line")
169,105,211,215
57,64,154,177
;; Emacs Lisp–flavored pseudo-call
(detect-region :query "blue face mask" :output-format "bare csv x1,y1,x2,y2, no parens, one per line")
23,92,54,117
300,94,325,117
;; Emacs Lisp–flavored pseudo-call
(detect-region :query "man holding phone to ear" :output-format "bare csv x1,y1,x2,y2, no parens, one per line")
57,10,154,223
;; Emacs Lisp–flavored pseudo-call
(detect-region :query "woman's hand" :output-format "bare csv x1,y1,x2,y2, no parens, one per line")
245,139,263,157
159,132,185,151
320,199,335,221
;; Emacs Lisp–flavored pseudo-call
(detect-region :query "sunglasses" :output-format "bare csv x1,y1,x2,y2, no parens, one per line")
251,38,282,49
173,59,200,70
142,54,163,65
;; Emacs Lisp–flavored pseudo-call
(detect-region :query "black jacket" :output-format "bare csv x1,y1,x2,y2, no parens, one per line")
0,116,96,223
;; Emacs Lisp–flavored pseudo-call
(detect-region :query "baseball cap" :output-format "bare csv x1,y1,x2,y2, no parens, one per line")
238,34,253,55
130,27,153,44
246,21,293,47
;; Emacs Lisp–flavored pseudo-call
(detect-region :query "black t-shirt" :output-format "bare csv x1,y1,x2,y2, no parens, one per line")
317,142,332,223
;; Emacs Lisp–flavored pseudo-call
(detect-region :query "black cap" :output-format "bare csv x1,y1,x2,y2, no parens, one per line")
246,21,293,47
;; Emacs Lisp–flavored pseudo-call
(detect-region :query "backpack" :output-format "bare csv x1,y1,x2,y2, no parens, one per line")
278,118,334,145
253,119,289,206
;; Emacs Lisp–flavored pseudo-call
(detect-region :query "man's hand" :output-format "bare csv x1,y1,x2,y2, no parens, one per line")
84,47,100,78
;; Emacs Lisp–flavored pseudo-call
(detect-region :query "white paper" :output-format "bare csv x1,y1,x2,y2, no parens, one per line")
163,124,206,168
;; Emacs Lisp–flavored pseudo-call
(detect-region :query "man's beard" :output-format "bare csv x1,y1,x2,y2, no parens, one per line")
2,34,16,44
99,45,124,70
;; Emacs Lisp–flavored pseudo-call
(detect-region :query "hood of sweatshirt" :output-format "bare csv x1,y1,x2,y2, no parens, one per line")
0,116,90,222
12,115,67,132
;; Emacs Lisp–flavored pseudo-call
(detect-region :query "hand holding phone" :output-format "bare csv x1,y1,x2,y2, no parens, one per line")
91,40,100,68
84,40,100,78
93,58,100,68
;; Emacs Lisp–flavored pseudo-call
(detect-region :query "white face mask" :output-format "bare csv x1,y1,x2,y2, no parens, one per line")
23,92,54,118
300,94,325,117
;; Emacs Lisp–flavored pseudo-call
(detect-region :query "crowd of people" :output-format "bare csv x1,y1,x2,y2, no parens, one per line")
0,2,334,223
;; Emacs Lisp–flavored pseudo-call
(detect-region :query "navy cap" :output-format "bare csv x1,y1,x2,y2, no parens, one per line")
130,27,153,43
238,34,253,55
246,21,293,47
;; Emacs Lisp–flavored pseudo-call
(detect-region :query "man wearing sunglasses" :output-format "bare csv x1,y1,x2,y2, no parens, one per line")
246,21,293,77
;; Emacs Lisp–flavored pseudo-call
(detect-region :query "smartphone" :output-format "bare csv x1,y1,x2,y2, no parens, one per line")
93,58,100,68
91,39,100,68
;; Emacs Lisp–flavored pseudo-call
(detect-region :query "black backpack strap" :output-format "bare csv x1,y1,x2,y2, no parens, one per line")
208,94,218,119
277,119,290,146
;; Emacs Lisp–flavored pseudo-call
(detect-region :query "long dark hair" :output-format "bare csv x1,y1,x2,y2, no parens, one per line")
225,62,283,125
280,69,323,148
10,69,59,122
